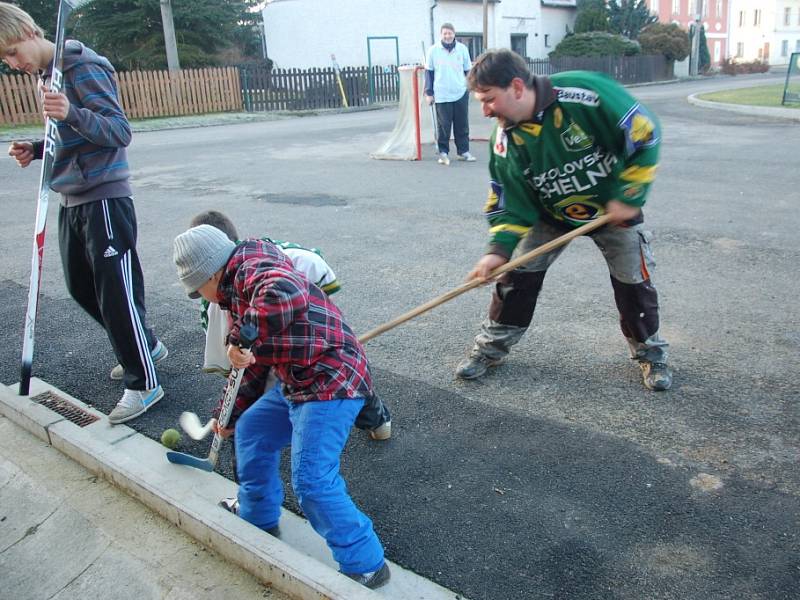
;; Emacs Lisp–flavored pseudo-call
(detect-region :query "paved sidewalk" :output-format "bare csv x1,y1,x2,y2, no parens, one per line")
0,411,290,600
0,380,463,600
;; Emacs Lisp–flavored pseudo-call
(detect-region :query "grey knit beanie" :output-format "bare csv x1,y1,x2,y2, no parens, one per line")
173,225,236,298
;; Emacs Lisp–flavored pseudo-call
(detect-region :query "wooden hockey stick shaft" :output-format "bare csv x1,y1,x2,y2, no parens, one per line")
358,214,613,344
331,54,348,108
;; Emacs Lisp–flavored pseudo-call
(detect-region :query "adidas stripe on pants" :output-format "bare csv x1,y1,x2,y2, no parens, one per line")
58,197,159,391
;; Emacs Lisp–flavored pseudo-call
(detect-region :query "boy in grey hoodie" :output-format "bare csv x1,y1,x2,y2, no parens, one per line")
1,2,167,423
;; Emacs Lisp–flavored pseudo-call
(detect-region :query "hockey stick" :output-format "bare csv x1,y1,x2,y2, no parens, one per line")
179,410,214,441
19,0,87,396
167,324,258,472
331,54,349,108
358,214,613,344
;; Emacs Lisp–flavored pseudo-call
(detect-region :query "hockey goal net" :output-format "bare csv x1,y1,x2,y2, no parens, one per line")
371,66,435,161
783,52,800,105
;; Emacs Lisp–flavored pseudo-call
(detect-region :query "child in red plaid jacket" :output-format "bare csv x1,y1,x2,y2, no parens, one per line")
173,224,390,589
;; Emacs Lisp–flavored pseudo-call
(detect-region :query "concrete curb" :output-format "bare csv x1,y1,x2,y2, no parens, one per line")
687,93,800,121
0,379,463,600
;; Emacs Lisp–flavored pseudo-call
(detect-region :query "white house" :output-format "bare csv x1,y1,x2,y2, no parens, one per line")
728,0,800,65
261,0,577,69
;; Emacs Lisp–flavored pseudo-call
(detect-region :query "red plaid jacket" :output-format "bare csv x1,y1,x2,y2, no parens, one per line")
216,239,373,423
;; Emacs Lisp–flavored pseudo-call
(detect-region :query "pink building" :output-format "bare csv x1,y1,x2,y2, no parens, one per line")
646,0,730,64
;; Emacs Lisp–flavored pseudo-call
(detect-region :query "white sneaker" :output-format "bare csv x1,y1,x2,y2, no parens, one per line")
437,152,450,166
368,420,392,441
109,386,164,424
457,152,477,162
218,497,240,515
110,340,169,380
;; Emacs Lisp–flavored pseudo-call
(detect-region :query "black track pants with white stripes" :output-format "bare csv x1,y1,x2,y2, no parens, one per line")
58,198,159,391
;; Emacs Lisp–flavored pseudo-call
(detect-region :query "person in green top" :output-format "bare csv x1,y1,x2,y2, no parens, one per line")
455,48,672,391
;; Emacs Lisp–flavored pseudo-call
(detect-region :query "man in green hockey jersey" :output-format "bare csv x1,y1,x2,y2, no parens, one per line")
455,48,672,391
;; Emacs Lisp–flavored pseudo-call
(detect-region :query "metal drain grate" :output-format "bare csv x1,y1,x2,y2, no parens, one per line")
31,391,99,427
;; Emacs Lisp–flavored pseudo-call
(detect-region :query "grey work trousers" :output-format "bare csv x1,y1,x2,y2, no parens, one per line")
470,218,669,364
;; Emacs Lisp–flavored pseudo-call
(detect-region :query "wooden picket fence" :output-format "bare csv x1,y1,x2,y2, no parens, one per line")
1,56,673,126
238,65,400,111
117,66,241,118
0,66,242,125
0,73,40,125
525,54,672,84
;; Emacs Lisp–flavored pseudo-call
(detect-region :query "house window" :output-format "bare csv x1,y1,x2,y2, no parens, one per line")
701,0,708,17
785,7,792,26
714,40,721,62
456,34,484,59
754,9,761,26
782,40,789,57
715,0,722,17
736,42,744,57
738,10,745,27
672,0,680,15
511,34,528,57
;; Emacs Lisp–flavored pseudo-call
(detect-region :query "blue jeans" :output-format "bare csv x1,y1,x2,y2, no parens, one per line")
234,384,384,574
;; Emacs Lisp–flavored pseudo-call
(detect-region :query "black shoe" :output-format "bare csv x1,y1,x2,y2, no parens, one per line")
455,354,504,380
344,562,391,589
219,498,280,537
640,361,672,391
264,525,281,538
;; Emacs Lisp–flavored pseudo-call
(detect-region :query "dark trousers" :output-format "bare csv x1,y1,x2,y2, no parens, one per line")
435,91,470,155
473,220,668,364
58,198,158,390
354,393,391,431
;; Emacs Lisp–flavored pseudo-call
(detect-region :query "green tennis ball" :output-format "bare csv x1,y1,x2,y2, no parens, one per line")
161,428,182,449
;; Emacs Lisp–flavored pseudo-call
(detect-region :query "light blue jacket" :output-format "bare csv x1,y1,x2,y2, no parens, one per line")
425,41,472,103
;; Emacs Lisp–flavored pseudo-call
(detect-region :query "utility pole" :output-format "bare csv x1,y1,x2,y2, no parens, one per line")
482,0,488,52
689,0,701,76
160,0,180,71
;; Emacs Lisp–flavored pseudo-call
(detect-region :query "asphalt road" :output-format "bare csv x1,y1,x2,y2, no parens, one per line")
1,73,798,600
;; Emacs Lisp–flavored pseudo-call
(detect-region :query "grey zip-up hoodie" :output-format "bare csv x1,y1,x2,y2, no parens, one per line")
32,40,132,207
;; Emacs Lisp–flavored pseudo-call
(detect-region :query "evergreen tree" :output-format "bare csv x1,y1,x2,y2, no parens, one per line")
574,0,610,34
639,23,690,62
608,0,657,40
10,0,263,71
551,32,640,57
698,25,711,71
688,23,712,72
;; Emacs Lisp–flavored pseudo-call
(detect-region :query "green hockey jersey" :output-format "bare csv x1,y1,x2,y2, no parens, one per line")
484,71,661,258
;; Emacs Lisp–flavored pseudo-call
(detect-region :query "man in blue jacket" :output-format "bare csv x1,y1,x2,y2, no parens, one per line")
425,22,476,165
